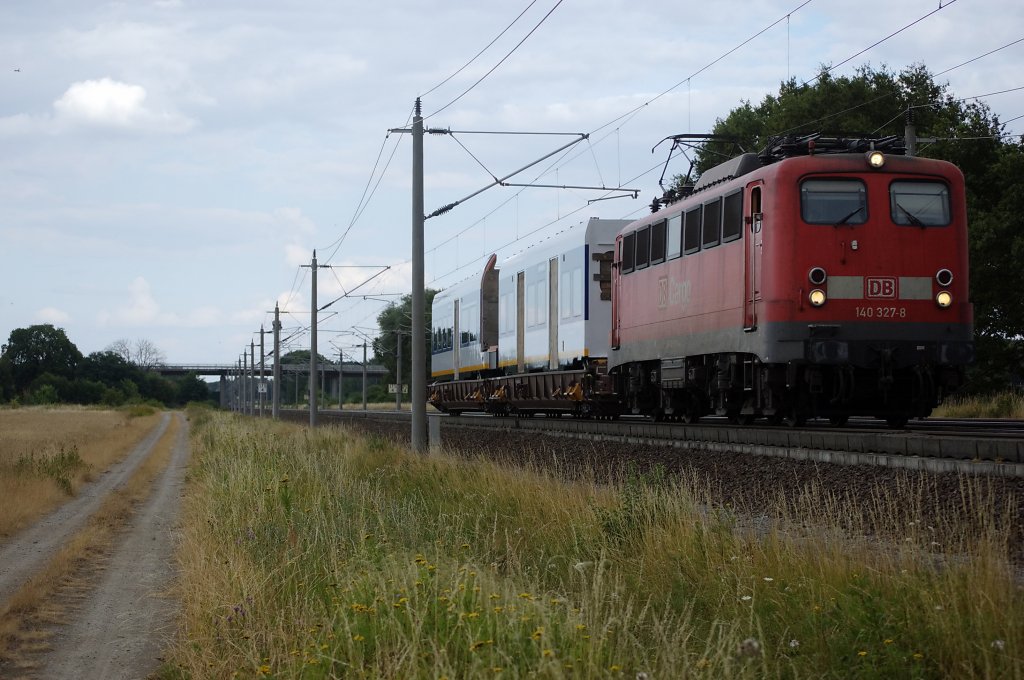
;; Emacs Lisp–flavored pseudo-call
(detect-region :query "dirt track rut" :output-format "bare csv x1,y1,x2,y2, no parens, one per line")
38,411,190,679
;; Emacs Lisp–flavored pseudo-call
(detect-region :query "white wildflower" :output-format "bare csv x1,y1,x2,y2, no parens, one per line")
738,638,761,658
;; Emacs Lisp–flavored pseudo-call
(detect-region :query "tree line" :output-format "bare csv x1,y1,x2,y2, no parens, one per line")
0,324,213,407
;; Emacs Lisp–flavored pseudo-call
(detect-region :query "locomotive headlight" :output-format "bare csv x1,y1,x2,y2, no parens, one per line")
866,150,885,168
809,289,827,307
936,290,953,308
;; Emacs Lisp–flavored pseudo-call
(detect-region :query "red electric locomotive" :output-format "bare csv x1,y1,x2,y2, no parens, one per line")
609,135,973,427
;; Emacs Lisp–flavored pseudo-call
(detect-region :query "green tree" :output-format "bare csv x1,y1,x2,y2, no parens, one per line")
0,324,83,396
176,372,213,404
372,290,438,387
681,64,1022,392
275,350,330,406
78,350,142,386
686,64,993,177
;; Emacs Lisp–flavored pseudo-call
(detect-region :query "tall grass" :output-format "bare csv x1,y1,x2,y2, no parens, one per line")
933,391,1024,419
169,413,1023,678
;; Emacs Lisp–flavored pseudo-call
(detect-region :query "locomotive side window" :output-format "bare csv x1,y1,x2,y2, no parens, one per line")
560,265,584,319
460,300,478,346
650,219,667,264
498,291,514,334
722,190,743,242
801,179,867,225
683,206,702,255
526,276,547,328
890,181,950,226
666,213,682,259
635,226,651,269
622,232,636,273
433,312,454,353
702,197,722,248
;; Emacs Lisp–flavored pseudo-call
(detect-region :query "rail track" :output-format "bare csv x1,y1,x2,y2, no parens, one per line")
280,409,1024,477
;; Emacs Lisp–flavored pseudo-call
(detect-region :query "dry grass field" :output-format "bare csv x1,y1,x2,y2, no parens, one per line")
0,406,160,540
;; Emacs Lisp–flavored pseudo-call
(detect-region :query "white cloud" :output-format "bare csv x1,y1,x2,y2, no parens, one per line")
275,207,316,235
35,307,70,324
52,78,194,133
97,276,229,328
285,243,311,268
105,276,163,325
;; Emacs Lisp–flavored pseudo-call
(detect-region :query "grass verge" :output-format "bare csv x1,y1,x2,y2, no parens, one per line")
933,391,1024,419
0,413,180,672
168,413,1022,679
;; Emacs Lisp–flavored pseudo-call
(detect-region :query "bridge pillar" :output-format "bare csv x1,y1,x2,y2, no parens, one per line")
220,375,227,409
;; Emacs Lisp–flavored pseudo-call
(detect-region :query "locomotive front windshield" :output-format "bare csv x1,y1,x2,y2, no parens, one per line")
800,179,867,225
890,181,950,226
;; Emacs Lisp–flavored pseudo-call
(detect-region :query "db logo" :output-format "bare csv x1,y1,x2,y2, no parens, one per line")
657,277,669,309
866,277,897,299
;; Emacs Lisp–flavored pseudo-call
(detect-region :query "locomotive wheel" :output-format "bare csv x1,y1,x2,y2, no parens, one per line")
886,414,909,429
766,413,784,426
682,410,701,425
738,414,756,426
784,410,807,428
828,415,849,427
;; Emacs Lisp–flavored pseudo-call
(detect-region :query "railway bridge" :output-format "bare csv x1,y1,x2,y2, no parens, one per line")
153,362,389,409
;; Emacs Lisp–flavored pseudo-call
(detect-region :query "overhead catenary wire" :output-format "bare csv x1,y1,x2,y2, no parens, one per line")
424,0,818,265
321,106,415,264
419,0,539,98
803,0,959,85
425,0,565,120
427,157,666,287
934,36,1024,77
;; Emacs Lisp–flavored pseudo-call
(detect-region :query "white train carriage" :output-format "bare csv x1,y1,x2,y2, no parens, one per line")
430,255,499,380
496,217,629,373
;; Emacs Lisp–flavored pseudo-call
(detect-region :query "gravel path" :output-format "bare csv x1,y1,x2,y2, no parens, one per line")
0,413,171,606
37,411,190,680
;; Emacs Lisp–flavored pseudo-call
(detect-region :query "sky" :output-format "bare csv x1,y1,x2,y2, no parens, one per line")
2,0,1022,366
